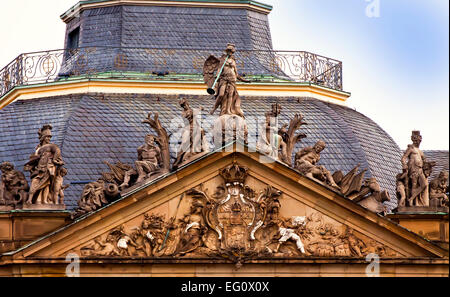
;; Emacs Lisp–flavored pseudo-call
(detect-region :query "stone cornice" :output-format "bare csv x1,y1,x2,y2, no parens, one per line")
61,0,273,22
0,79,351,110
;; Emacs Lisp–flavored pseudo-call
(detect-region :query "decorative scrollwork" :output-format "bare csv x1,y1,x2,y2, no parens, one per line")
0,47,343,98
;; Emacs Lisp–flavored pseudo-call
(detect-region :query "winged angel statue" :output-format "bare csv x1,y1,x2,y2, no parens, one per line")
203,43,250,118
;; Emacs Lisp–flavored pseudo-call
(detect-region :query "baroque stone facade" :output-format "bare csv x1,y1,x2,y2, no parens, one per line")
72,161,400,266
0,1,448,277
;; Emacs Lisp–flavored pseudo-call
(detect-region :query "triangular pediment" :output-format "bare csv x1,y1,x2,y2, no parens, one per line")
6,149,447,262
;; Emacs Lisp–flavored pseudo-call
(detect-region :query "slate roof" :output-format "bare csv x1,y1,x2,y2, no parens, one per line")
0,93,404,212
60,5,275,76
76,6,273,50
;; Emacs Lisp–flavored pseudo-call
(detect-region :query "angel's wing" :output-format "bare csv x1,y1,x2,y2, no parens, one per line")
203,55,220,88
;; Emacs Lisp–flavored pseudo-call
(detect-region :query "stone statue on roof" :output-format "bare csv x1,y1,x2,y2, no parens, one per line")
204,44,250,145
203,43,250,118
399,131,435,207
294,141,340,189
120,113,171,189
0,162,29,208
172,99,210,170
23,124,67,209
120,134,162,189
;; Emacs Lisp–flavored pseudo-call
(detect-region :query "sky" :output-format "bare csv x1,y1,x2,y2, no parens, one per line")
0,0,448,150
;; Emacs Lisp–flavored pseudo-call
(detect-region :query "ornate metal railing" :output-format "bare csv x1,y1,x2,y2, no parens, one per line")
0,47,343,97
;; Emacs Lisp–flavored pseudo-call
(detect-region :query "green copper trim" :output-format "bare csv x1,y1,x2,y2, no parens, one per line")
0,74,351,103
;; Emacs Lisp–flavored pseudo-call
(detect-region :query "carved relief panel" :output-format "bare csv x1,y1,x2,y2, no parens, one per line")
71,162,402,263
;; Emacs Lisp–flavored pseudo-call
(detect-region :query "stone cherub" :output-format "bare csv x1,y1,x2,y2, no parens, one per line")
396,171,408,207
0,161,29,207
295,141,340,189
273,216,308,254
52,167,68,205
23,124,66,206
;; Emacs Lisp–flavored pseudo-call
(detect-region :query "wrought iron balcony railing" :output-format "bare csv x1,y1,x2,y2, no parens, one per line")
0,47,343,98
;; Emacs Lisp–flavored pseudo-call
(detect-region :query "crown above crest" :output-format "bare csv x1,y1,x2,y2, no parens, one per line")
220,162,248,185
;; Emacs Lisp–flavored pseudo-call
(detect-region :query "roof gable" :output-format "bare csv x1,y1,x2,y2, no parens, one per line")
4,148,447,261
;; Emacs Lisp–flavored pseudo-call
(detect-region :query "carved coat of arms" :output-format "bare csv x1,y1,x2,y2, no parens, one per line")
79,162,399,264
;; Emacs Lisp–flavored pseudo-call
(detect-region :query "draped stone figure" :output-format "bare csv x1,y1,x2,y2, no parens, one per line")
24,125,66,207
257,104,287,162
175,200,207,255
399,131,434,207
204,43,250,118
172,99,210,170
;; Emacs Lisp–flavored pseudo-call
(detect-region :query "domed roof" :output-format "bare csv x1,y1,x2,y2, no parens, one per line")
0,93,403,211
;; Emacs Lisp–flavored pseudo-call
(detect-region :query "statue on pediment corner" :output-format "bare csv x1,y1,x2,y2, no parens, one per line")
398,131,436,208
295,141,340,189
120,134,162,189
0,161,29,208
271,216,309,255
23,124,66,209
333,166,390,215
73,162,124,219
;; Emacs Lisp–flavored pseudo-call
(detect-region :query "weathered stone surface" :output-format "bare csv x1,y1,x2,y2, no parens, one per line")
72,162,401,263
24,125,68,209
